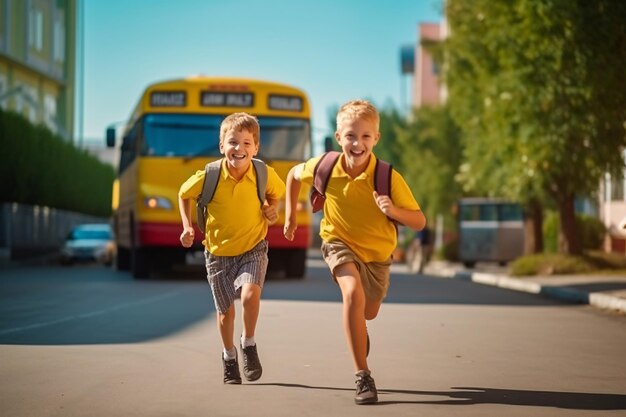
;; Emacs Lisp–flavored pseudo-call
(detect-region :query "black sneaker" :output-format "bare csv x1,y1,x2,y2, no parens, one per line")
222,352,242,384
355,370,378,405
240,343,263,381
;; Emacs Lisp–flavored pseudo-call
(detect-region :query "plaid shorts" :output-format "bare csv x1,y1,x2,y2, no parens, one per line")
205,240,268,314
321,240,392,301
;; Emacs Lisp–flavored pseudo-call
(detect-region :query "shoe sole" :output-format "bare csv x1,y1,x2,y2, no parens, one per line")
224,379,242,385
355,396,378,405
243,370,262,382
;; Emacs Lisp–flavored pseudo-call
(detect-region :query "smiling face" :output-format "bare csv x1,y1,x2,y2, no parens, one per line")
219,127,259,178
335,117,380,174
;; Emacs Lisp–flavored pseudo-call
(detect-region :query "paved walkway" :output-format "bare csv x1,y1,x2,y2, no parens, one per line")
422,260,626,316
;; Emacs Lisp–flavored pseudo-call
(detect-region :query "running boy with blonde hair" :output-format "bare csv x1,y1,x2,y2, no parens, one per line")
179,112,285,384
284,99,426,404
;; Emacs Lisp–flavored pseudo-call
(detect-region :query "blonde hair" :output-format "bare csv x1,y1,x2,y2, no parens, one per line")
219,112,260,145
336,99,380,133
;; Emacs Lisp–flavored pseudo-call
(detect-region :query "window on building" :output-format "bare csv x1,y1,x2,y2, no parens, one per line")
29,7,44,51
612,177,625,201
432,61,440,76
44,94,58,133
53,16,65,62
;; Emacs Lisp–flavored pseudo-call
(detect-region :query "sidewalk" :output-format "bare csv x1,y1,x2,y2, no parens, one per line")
423,260,626,316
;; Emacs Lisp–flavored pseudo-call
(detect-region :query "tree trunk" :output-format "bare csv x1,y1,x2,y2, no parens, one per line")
558,194,581,255
523,198,544,254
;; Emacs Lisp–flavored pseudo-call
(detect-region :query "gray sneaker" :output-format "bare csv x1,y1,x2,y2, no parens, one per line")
355,370,378,405
240,343,263,381
222,352,242,384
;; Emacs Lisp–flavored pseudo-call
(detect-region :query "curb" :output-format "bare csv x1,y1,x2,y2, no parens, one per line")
448,270,626,316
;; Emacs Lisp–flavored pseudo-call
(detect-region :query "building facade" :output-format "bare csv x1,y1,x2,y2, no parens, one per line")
600,169,626,253
413,21,447,108
0,0,77,140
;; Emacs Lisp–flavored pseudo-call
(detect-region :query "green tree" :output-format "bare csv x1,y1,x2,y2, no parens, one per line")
445,0,626,255
392,105,463,229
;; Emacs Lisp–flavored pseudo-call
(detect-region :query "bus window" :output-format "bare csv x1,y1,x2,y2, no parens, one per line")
259,118,310,160
142,114,223,157
499,204,523,221
119,121,141,173
460,204,497,222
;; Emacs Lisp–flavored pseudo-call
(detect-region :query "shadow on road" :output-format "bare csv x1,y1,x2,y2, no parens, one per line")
262,259,565,307
0,253,573,347
0,265,214,346
251,383,626,410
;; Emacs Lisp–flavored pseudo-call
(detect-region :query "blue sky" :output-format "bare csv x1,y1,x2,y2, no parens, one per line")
81,0,443,150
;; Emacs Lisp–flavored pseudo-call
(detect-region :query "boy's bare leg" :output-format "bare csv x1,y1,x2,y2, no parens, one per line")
365,299,383,321
241,283,261,338
218,304,236,350
240,282,263,381
335,262,368,372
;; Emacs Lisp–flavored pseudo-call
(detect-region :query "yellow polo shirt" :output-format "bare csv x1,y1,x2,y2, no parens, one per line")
179,160,285,256
301,153,420,263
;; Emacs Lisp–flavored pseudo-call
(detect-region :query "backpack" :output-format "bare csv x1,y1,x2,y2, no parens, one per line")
309,151,398,224
196,158,267,234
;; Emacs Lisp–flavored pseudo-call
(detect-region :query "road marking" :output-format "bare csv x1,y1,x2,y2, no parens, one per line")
0,289,188,336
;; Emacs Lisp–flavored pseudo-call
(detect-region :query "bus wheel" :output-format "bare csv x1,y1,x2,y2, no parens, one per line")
132,247,151,279
116,247,131,271
285,248,306,279
267,248,284,278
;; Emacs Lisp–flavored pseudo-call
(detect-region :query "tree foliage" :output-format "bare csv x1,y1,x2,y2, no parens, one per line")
444,0,626,254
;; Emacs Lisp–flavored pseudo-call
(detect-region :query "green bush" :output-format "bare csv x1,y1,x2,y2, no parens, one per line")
0,108,114,217
578,214,606,250
510,250,626,276
543,211,606,252
510,253,595,276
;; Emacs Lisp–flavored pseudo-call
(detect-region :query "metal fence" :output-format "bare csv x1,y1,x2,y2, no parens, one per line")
0,203,109,261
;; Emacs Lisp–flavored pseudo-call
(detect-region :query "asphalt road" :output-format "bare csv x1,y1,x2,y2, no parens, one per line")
1,255,626,417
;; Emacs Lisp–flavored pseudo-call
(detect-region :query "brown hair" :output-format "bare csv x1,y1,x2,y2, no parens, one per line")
219,112,260,145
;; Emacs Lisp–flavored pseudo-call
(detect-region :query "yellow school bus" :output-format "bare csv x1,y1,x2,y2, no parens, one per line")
106,76,312,279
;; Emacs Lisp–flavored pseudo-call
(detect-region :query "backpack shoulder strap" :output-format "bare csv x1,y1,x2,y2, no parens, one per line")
313,151,341,196
196,159,223,233
374,158,400,226
251,158,267,206
198,159,223,207
374,158,392,197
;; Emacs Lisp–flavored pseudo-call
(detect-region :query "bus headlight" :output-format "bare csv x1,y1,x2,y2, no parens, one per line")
144,196,173,210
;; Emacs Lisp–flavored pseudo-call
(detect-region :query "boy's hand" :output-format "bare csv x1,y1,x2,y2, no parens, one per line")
262,204,278,225
180,227,195,248
373,191,396,217
283,219,297,241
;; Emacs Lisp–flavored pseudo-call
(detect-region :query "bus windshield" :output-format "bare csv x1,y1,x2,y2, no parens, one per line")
142,114,310,160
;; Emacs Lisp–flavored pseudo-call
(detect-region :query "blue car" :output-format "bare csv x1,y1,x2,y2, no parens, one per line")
60,224,115,266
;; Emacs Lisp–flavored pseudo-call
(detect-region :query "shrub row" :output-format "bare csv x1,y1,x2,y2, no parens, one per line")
0,108,115,217
543,212,606,252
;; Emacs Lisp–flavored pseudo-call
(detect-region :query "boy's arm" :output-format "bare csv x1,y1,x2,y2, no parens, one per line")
283,163,304,241
373,191,427,231
178,195,195,248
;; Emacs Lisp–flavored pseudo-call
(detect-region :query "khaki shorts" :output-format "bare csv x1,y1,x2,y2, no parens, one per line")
321,240,392,301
